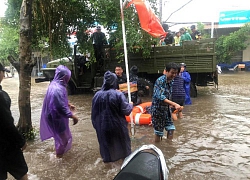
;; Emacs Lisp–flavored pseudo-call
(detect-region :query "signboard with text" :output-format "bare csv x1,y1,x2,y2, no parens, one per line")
219,10,250,25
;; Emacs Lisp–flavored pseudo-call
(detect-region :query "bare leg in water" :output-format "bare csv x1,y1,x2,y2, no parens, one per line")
20,174,28,180
167,130,174,140
155,134,162,142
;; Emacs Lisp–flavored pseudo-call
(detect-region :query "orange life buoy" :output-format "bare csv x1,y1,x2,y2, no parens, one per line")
126,102,152,125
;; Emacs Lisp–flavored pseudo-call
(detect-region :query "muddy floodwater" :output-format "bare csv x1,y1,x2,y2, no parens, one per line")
2,71,250,180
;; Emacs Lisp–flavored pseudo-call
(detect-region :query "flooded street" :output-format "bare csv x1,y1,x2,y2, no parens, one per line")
2,71,250,180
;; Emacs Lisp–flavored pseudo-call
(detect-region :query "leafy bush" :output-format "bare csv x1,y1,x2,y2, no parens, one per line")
216,23,250,64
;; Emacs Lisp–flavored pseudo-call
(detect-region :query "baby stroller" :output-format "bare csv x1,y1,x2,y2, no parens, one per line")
114,144,168,180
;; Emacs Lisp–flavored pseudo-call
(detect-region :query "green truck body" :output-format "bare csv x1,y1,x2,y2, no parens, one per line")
36,38,218,97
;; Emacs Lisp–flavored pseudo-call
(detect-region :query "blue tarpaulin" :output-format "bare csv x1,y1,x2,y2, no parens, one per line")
218,61,250,71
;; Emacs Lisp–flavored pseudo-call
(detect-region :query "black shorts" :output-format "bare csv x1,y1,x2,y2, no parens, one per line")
0,147,28,180
171,96,185,112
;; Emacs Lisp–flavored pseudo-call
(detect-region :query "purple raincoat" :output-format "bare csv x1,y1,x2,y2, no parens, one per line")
91,71,133,163
40,65,73,156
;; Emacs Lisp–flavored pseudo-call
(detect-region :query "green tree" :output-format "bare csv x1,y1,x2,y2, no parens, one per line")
2,0,160,138
216,23,250,64
1,0,23,70
196,22,210,39
0,20,19,66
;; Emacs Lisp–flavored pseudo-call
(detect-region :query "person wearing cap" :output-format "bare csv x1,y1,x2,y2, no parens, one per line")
129,65,149,106
151,62,181,142
0,64,8,73
162,24,174,45
190,25,201,40
179,27,192,46
0,63,29,180
90,26,108,67
129,65,140,105
180,63,192,105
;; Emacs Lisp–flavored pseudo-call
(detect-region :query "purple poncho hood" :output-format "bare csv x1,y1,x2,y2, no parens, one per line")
54,65,71,86
101,71,118,91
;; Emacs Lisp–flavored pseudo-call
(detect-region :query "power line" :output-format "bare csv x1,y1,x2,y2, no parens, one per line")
164,0,194,22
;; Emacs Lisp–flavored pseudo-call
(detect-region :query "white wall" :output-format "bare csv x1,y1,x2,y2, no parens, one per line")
243,39,250,61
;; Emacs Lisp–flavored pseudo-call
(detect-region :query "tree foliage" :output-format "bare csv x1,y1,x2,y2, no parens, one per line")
216,23,250,64
1,0,159,62
0,0,22,65
0,20,19,64
196,22,210,39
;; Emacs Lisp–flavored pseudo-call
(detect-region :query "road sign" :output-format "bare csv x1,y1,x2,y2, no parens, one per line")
219,10,250,25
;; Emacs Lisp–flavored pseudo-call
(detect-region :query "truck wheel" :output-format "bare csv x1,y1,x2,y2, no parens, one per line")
67,81,76,95
137,78,153,97
190,83,197,98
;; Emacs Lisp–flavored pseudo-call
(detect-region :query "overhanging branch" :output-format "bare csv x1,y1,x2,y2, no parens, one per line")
7,55,20,73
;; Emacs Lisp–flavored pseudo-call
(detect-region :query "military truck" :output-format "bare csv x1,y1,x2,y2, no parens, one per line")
35,38,218,97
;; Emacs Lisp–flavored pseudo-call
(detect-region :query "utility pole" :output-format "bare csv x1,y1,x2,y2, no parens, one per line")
159,0,163,23
211,21,214,38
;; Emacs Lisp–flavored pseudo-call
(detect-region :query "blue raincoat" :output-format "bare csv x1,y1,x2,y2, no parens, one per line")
180,69,192,105
40,65,73,156
92,71,133,163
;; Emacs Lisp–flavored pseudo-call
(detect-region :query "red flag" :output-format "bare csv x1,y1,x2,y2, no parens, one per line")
127,0,166,38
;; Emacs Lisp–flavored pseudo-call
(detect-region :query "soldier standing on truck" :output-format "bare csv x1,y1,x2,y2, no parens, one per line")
190,25,201,40
162,24,174,45
90,26,108,67
179,27,192,46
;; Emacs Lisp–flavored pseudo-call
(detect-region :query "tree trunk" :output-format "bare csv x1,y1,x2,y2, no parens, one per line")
7,55,20,73
17,0,35,136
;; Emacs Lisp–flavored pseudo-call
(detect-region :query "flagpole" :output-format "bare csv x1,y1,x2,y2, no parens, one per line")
120,0,135,137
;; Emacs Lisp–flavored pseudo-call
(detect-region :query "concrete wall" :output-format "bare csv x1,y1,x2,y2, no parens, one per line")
243,40,250,61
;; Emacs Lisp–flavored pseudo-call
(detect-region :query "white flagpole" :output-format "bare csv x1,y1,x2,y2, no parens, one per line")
119,0,135,137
